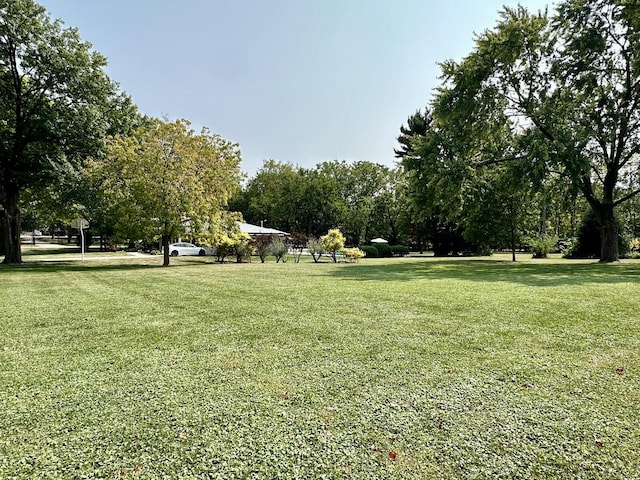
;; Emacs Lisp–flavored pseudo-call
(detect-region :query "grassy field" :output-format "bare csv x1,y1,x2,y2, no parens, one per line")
1,250,639,479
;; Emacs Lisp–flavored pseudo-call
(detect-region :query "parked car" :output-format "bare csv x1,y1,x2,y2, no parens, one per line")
168,242,206,257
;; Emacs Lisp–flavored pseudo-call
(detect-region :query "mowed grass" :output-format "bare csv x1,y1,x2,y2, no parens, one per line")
1,252,639,479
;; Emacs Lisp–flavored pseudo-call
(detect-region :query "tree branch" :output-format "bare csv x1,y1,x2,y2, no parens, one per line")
529,115,556,143
619,143,640,169
614,187,640,207
590,163,605,185
473,155,527,168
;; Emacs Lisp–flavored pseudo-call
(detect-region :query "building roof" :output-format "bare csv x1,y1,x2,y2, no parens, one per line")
238,222,289,236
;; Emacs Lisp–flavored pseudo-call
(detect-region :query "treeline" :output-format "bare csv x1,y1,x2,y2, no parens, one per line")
5,0,640,265
228,154,640,259
228,160,410,247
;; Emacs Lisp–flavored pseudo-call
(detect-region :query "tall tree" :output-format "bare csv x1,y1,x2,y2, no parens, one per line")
397,109,475,255
349,161,390,245
87,119,242,266
0,0,130,263
318,160,391,245
233,159,402,244
430,0,640,262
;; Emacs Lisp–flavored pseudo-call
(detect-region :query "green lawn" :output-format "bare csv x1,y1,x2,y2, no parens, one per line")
1,252,639,479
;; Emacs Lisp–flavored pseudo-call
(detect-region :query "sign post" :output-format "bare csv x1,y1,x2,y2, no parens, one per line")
71,218,90,260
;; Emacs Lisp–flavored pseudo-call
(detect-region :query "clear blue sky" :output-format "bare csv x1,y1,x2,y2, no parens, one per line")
38,0,551,176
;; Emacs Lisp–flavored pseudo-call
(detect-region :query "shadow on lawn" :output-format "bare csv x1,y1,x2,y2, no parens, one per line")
327,258,640,287
22,247,84,256
0,261,164,274
1,254,246,274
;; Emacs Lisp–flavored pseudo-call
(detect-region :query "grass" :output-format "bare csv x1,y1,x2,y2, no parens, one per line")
1,250,639,479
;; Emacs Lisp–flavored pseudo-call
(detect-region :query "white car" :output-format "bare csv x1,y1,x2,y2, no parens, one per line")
168,242,206,257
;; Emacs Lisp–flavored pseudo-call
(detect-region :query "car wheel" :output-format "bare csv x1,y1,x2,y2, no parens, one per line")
199,249,206,256
170,250,179,257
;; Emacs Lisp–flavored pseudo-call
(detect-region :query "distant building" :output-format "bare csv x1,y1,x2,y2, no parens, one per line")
238,222,289,237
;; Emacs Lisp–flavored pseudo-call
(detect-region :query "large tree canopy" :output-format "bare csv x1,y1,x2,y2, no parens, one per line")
405,0,640,262
88,119,242,266
0,0,132,263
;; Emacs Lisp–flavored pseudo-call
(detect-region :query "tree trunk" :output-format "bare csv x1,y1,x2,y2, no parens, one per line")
162,234,170,266
593,204,618,262
0,210,6,258
2,186,22,264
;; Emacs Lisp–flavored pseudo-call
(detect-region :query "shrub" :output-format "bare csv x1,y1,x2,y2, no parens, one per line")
307,238,325,263
341,247,364,263
373,243,392,257
620,230,632,258
390,245,410,257
564,211,630,259
526,234,558,259
214,240,234,262
470,244,493,256
251,235,273,263
320,229,345,263
360,245,378,258
212,231,251,263
234,242,254,263
267,238,288,263
290,232,309,263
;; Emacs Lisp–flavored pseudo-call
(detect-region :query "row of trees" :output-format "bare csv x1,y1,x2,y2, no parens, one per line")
1,1,404,267
210,228,365,265
227,2,640,262
229,160,411,247
4,0,639,265
397,0,640,262
228,152,633,258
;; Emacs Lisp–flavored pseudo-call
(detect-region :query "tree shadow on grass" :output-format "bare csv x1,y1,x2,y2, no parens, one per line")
326,258,640,287
0,261,163,275
0,257,221,274
22,247,85,256
0,254,249,274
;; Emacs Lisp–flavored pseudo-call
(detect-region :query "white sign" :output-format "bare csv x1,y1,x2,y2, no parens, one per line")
71,217,90,230
70,217,89,260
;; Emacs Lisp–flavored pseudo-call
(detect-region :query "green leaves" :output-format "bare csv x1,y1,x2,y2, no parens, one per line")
1,0,134,263
233,159,404,245
87,119,242,265
320,228,345,263
403,0,640,260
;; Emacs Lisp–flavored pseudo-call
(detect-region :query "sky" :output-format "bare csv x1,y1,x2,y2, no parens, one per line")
38,0,552,176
